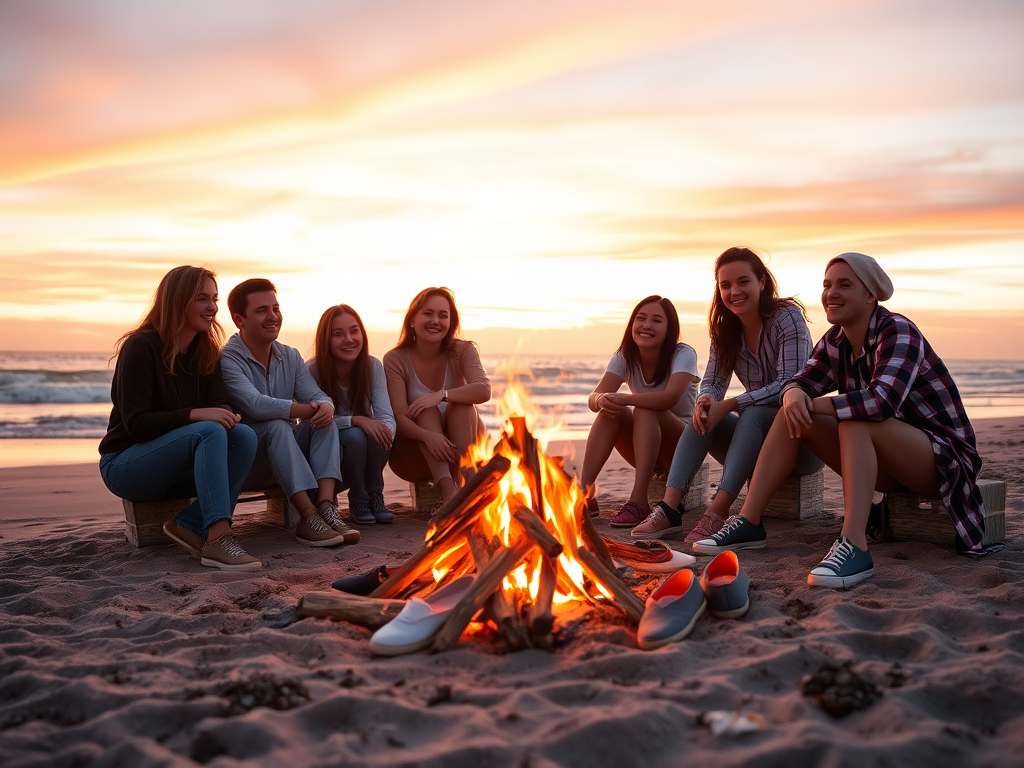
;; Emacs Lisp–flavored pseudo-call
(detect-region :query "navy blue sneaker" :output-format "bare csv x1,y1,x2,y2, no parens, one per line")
370,494,395,524
350,501,376,525
691,515,767,555
807,537,874,588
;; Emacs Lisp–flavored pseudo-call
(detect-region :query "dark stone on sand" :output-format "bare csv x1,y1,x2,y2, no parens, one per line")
799,660,881,718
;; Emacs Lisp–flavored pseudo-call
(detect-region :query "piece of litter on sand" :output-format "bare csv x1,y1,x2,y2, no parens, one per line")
701,710,767,736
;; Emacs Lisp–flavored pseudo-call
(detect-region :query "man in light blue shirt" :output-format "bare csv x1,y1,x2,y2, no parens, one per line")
221,279,358,547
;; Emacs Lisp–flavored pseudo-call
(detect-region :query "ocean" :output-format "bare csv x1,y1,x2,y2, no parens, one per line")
2,351,1023,468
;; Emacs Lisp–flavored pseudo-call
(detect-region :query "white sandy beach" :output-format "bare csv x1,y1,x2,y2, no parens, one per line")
1,419,1022,767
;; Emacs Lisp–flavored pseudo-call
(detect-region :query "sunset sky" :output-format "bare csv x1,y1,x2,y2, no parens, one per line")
2,0,1022,360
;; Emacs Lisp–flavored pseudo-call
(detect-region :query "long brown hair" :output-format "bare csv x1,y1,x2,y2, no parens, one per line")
395,287,461,351
114,266,223,375
709,247,807,375
617,296,680,387
312,304,372,418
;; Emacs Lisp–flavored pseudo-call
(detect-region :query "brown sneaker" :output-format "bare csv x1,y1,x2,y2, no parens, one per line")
316,500,361,544
296,512,347,547
200,533,262,571
163,519,204,557
684,510,726,544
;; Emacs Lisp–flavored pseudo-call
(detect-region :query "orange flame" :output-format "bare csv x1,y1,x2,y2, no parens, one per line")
431,370,608,609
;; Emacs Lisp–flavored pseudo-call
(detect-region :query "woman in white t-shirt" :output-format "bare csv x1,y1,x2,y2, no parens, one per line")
580,295,699,528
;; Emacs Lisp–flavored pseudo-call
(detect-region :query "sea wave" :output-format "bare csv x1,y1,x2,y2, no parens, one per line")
0,369,112,404
0,414,109,439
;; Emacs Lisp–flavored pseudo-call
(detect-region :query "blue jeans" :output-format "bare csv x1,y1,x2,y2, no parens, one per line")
666,405,822,497
99,422,258,538
338,426,391,503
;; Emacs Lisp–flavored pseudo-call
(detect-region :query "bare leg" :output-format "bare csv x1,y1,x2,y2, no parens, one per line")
315,478,336,506
290,490,319,521
208,519,231,540
580,409,633,498
628,408,684,505
739,411,841,525
837,419,941,550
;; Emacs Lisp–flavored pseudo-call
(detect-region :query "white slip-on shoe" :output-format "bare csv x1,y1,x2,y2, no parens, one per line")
369,574,477,656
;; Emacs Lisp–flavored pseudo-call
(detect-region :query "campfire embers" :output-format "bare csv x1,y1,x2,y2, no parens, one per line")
299,416,644,652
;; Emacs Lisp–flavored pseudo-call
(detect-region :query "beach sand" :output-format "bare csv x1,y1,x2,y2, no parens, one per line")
1,419,1022,767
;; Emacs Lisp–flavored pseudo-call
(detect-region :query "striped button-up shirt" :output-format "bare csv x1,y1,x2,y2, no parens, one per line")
785,305,985,551
700,304,813,410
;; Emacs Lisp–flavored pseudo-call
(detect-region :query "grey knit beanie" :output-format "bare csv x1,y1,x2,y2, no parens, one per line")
826,252,893,302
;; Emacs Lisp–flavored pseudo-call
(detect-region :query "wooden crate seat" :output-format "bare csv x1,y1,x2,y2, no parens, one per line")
884,479,1006,548
121,486,297,548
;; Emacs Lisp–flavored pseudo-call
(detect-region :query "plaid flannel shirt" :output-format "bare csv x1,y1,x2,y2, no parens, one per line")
785,305,985,551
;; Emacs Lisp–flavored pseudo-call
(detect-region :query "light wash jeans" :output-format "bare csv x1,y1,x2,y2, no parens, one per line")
99,422,258,538
666,405,822,497
246,419,341,497
337,426,391,504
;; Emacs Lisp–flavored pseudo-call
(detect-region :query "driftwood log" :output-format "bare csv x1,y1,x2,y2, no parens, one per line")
297,592,405,629
575,546,645,623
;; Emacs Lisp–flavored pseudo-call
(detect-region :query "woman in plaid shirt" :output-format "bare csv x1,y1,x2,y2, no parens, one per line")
693,253,985,588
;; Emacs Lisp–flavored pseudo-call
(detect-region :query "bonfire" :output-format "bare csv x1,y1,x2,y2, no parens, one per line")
299,379,645,652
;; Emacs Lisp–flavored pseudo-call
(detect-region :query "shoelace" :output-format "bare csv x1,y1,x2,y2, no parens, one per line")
307,515,332,533
639,508,663,526
318,504,344,528
712,514,743,541
818,539,854,570
218,535,246,558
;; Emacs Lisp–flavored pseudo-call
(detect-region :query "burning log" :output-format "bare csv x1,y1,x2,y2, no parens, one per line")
371,454,510,600
580,510,618,573
575,547,645,623
297,592,405,629
468,525,531,650
432,535,538,652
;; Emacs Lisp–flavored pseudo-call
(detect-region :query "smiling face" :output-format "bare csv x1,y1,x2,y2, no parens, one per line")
631,301,668,352
329,311,364,363
235,289,282,345
184,276,218,337
412,295,451,345
716,260,765,320
822,260,875,326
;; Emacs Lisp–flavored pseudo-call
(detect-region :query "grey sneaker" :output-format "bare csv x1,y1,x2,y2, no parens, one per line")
691,515,767,555
200,533,261,571
807,537,874,589
699,551,750,618
369,494,395,524
350,500,376,526
296,513,347,547
316,500,361,544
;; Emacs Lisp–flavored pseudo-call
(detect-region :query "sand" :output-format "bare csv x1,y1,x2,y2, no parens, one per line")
1,419,1022,767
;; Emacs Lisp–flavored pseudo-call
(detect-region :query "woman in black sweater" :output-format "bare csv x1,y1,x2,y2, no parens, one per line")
99,266,260,570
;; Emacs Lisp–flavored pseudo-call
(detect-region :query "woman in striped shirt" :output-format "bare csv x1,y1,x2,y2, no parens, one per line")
632,247,822,540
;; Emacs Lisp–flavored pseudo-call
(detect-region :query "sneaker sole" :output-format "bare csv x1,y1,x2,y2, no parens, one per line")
638,601,706,650
630,525,684,540
352,516,377,525
691,539,767,555
162,524,202,557
296,534,348,547
807,567,874,589
200,557,262,571
373,515,395,524
707,596,750,619
369,635,436,657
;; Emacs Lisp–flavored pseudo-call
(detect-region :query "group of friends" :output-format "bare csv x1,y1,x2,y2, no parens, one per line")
99,247,986,590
